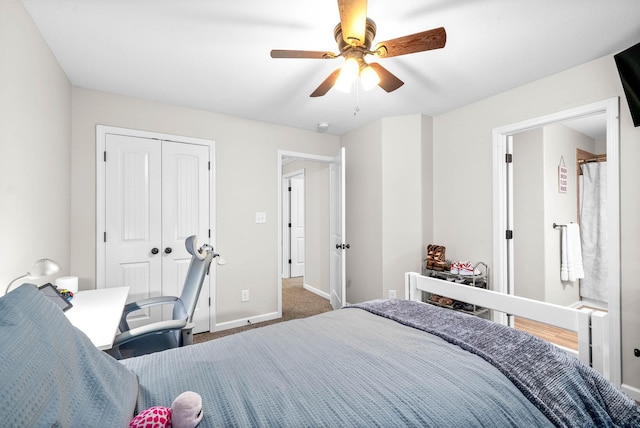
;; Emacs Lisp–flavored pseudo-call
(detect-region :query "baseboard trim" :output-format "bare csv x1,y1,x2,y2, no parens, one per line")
214,311,280,332
213,285,330,332
622,383,640,401
303,283,330,300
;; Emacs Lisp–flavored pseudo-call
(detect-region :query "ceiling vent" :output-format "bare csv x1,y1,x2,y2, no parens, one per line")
317,122,331,133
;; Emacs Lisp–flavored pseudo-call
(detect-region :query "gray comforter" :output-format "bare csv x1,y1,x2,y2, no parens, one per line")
124,305,557,427
0,285,139,427
3,286,637,427
350,299,640,427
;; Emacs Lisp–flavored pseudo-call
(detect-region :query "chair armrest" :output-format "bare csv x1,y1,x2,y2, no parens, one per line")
112,319,188,348
119,296,180,332
122,296,179,314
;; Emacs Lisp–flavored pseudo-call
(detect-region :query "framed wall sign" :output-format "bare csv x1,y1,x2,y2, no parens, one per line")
558,156,568,193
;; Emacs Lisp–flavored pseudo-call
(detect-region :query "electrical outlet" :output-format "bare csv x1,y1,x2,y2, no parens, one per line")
388,290,397,299
255,212,266,224
241,289,250,302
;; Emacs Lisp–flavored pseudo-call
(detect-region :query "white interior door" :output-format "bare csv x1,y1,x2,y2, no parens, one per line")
105,134,163,328
104,135,211,332
161,142,211,333
330,147,346,309
290,175,305,277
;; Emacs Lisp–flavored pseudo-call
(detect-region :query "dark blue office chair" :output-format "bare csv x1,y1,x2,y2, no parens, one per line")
107,235,222,359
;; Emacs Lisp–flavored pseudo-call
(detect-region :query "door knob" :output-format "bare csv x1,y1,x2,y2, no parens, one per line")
164,247,172,254
151,247,159,255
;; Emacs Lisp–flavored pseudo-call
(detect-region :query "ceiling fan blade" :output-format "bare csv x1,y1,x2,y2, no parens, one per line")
374,27,446,58
310,68,342,97
271,50,336,59
368,63,404,93
337,0,367,46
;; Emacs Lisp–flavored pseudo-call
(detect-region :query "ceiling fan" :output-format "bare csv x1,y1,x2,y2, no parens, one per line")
270,0,446,97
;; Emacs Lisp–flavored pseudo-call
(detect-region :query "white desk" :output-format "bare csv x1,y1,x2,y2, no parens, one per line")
65,287,129,350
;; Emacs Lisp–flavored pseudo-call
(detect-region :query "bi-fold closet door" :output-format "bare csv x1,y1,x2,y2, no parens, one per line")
104,133,211,333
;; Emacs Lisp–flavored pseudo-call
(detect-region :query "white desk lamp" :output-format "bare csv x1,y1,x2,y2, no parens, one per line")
5,258,61,294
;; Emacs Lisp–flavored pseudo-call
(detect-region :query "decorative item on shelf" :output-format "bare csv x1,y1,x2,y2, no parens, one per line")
55,276,78,294
425,244,446,271
57,288,74,301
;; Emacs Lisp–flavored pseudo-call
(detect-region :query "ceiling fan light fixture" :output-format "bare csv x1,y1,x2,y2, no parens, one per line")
271,2,446,98
335,57,360,92
360,64,380,90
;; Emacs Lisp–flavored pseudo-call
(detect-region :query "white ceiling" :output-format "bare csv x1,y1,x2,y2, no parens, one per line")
21,0,640,136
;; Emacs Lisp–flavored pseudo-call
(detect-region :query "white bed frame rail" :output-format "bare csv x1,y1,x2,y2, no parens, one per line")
404,272,609,378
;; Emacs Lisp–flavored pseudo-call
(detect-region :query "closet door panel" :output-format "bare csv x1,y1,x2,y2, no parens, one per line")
161,141,211,333
105,134,163,328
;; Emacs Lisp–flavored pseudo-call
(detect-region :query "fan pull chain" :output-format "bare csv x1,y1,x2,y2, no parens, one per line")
354,83,360,116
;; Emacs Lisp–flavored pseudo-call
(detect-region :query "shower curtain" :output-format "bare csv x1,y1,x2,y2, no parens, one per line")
579,162,608,303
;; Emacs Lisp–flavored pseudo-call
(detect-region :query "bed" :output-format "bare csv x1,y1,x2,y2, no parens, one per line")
404,272,608,370
1,284,638,427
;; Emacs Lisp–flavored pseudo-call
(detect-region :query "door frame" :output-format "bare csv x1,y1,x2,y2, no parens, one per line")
492,98,621,385
277,150,334,318
282,169,305,279
95,125,217,331
330,147,347,309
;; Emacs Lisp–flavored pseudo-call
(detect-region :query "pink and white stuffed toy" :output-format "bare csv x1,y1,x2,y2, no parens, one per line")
130,391,203,428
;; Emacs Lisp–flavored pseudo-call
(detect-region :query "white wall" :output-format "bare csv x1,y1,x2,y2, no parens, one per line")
381,115,423,298
421,116,435,257
0,0,71,294
71,88,339,324
343,115,425,302
342,120,383,303
433,54,640,393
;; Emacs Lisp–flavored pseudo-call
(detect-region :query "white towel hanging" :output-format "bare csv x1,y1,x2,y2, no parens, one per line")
561,227,569,281
561,224,584,282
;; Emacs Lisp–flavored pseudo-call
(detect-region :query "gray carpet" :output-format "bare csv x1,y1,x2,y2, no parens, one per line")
193,278,332,343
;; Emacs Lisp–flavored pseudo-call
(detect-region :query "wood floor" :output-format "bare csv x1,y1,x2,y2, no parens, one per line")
514,317,578,351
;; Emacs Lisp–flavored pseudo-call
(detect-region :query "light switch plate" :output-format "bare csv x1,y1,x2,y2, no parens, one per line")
255,212,266,224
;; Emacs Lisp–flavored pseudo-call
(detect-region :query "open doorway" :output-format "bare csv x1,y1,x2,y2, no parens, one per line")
510,114,608,310
282,169,306,281
277,149,345,318
279,155,331,304
492,97,621,385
